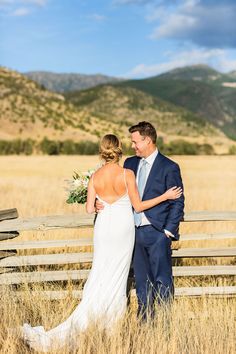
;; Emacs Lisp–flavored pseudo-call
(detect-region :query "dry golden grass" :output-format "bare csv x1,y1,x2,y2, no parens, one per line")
0,155,236,353
0,285,235,354
1,155,235,214
1,155,235,240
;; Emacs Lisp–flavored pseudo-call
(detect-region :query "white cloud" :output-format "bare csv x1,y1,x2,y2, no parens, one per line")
147,0,236,48
88,13,106,22
217,56,236,73
150,13,196,39
22,0,47,6
145,6,166,22
0,0,46,5
125,48,235,78
0,0,14,4
11,6,30,15
116,0,236,48
0,0,47,14
114,0,154,4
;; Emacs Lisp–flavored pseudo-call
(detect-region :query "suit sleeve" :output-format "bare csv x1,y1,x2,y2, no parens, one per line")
164,164,185,237
123,158,130,169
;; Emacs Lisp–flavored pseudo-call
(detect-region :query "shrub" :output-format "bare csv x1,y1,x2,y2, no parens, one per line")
75,141,99,155
60,140,77,155
0,139,34,155
122,143,133,156
0,138,215,156
228,145,236,155
161,140,214,155
164,140,198,155
198,143,215,155
39,138,61,155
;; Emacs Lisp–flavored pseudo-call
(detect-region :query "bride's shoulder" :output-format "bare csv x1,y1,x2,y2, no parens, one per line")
124,168,135,179
93,165,104,175
91,169,101,183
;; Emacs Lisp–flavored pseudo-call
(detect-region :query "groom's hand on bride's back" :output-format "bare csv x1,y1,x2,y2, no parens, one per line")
95,199,104,213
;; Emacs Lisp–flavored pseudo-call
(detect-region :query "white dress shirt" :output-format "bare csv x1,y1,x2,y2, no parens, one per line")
136,148,174,238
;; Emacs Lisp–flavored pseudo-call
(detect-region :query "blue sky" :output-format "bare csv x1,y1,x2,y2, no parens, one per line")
1,0,236,78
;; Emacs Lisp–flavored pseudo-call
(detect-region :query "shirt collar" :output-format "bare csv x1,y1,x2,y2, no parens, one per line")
143,148,158,166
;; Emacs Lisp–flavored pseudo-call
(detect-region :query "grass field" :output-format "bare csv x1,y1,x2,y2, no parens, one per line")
0,155,235,353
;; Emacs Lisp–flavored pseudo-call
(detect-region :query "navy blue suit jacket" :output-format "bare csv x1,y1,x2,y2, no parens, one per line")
124,152,185,240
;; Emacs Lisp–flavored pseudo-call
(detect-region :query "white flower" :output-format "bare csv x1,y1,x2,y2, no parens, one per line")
73,179,82,187
66,167,96,204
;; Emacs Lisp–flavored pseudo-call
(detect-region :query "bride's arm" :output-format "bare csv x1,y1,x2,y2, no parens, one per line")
86,176,96,213
126,169,182,213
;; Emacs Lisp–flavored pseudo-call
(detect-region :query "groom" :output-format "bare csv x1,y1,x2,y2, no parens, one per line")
124,121,184,317
97,121,184,318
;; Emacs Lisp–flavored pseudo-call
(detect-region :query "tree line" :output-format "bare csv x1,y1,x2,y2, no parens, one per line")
0,137,235,155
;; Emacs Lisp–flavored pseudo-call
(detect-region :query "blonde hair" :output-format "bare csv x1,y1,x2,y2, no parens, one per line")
99,134,122,163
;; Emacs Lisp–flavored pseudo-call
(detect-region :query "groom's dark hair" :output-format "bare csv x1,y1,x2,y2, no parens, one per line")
129,121,157,144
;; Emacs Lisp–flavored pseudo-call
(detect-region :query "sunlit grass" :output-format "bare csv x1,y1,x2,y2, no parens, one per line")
0,155,235,353
0,283,235,354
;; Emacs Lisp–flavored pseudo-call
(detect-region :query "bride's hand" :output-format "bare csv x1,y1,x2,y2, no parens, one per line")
164,186,182,200
95,199,104,213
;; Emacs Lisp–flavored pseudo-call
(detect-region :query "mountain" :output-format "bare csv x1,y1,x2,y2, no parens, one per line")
65,84,222,138
229,71,236,79
24,71,122,93
0,66,98,141
1,66,234,154
24,65,236,140
117,65,236,140
157,64,223,82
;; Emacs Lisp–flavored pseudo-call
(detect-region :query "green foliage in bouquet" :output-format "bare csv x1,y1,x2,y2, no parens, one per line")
66,170,94,204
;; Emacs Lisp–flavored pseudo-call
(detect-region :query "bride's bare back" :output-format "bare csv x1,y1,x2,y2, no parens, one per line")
93,164,127,204
86,162,182,214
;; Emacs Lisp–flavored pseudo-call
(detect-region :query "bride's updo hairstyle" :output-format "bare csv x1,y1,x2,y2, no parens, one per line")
99,134,122,163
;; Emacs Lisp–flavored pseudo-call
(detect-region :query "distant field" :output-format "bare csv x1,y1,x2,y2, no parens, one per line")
0,155,235,354
1,154,235,218
0,154,235,243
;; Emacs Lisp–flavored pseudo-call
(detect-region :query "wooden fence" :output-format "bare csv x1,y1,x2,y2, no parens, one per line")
0,209,235,299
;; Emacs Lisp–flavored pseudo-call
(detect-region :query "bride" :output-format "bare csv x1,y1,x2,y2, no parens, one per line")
22,134,182,352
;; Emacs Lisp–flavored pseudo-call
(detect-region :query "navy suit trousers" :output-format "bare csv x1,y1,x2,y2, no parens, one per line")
133,225,174,317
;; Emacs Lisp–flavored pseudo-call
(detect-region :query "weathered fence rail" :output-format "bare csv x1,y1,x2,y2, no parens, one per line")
0,211,236,233
14,286,236,301
0,265,235,286
0,248,235,268
0,210,235,298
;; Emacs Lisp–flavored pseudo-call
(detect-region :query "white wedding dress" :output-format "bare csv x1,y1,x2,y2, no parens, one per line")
22,175,135,352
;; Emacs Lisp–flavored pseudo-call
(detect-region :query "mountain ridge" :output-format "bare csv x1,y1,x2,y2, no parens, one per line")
1,66,235,154
116,64,236,140
0,66,223,138
24,71,123,93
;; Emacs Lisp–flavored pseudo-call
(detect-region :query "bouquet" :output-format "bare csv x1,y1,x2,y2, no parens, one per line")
66,169,94,204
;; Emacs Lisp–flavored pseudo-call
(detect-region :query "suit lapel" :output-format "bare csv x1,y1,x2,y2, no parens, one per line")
143,152,165,196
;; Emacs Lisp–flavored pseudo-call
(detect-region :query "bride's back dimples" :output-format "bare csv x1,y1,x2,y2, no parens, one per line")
93,164,127,204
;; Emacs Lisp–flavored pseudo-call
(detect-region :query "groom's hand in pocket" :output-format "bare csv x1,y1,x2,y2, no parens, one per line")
164,229,174,239
95,199,104,213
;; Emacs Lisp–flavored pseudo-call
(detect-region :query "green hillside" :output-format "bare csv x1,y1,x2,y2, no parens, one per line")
1,66,234,156
117,65,236,140
157,64,223,82
0,66,97,141
65,84,221,137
